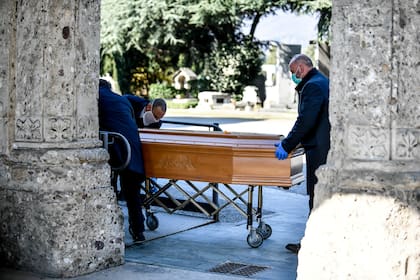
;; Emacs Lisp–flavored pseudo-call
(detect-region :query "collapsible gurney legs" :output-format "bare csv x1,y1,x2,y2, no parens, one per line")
245,185,272,248
142,179,272,248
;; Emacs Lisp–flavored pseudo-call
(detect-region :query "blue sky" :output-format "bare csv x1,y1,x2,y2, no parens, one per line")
243,10,319,49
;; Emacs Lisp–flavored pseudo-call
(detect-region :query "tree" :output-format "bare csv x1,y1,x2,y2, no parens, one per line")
100,0,332,95
203,40,264,94
101,0,204,94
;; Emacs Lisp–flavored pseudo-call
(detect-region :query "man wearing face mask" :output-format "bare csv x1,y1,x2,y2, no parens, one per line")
123,94,166,196
274,54,330,254
98,79,147,242
124,94,167,129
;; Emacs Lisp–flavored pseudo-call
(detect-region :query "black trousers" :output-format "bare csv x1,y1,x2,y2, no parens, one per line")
119,169,145,235
305,147,328,212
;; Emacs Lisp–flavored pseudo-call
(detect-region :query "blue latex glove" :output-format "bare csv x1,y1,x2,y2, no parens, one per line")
274,142,288,160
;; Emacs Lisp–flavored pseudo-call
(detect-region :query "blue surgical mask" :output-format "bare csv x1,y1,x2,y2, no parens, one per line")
292,73,302,85
291,66,302,84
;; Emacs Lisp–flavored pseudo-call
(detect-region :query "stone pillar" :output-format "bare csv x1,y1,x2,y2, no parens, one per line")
0,0,124,277
297,1,420,279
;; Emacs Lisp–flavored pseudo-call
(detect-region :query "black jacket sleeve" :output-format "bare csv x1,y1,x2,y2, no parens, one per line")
281,83,325,152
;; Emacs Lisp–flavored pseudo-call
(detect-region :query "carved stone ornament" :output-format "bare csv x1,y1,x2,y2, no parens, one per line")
47,117,72,141
347,125,389,160
15,118,42,141
394,129,420,160
78,116,97,139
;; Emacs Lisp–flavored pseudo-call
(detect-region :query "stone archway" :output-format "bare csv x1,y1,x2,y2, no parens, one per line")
297,1,420,279
0,0,418,279
0,1,123,277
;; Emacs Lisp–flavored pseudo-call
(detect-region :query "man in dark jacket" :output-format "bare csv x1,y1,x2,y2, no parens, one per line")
275,54,330,253
124,94,166,129
98,79,146,242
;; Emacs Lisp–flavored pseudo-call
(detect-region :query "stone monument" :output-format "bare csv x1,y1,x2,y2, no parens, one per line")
0,1,124,277
297,1,419,279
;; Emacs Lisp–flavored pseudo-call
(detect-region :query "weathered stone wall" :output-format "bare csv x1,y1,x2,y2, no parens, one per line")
297,1,420,279
0,149,124,276
0,0,124,277
0,0,12,155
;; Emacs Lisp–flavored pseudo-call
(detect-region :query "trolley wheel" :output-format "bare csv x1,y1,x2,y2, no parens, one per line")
247,232,263,248
257,223,272,240
146,214,159,231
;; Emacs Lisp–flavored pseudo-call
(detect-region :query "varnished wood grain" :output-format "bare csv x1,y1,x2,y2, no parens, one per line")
139,129,304,186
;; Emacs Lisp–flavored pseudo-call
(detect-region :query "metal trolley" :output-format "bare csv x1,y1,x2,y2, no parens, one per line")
139,120,304,248
101,121,304,248
142,178,278,248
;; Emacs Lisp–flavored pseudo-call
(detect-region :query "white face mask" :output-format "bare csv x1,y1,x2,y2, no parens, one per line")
143,110,158,126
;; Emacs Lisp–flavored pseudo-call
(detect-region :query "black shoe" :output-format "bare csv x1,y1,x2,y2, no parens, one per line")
285,243,301,254
132,232,145,242
129,226,145,242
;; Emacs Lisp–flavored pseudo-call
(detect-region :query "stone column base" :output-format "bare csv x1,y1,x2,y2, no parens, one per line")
0,147,124,277
297,166,420,280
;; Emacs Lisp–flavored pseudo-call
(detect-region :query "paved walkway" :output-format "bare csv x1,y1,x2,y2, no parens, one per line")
1,109,308,280
1,184,308,280
162,108,298,139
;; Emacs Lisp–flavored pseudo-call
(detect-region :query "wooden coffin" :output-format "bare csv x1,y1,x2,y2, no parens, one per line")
139,129,304,187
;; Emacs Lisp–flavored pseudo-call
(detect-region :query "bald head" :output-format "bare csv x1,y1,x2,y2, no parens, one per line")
289,54,314,81
289,54,313,68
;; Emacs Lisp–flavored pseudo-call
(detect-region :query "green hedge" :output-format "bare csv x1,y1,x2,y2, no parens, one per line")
166,99,198,109
149,83,177,99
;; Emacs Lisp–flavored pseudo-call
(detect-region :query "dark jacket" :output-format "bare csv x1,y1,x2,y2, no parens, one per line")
124,94,162,129
98,86,145,176
281,68,330,157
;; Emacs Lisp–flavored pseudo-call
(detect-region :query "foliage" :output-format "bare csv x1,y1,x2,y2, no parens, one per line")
203,40,264,95
265,46,277,65
100,54,121,93
303,42,316,62
188,77,211,98
166,99,199,109
148,83,199,109
100,0,193,93
307,0,332,42
100,0,332,95
278,0,332,41
148,83,178,100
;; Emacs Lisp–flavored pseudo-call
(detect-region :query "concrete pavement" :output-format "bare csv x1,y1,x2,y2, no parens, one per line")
1,183,308,280
163,108,298,136
1,108,308,280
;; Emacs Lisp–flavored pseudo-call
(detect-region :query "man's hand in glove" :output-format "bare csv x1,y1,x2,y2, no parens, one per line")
275,142,288,160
